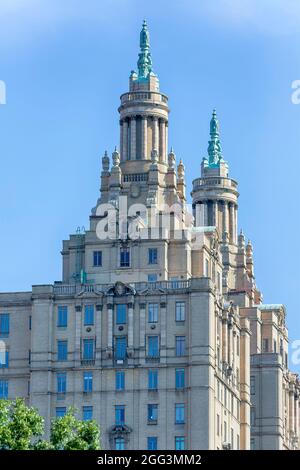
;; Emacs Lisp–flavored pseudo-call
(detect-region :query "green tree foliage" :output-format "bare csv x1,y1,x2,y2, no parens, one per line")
0,399,101,450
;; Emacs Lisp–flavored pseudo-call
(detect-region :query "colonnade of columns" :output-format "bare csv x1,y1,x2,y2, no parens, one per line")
194,199,238,244
120,115,168,162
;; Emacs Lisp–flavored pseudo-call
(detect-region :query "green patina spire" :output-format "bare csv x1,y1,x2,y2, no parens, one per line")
137,20,153,79
206,109,224,167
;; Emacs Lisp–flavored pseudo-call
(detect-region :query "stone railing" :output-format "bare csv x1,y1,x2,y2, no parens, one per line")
192,177,238,192
123,173,148,183
120,91,168,105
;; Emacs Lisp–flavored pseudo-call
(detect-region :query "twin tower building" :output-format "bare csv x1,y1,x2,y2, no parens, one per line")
0,22,299,450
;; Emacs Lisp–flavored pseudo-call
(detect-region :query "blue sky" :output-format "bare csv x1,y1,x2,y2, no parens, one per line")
0,0,299,370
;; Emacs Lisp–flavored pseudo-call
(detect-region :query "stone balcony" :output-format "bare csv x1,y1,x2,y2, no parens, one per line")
192,176,238,192
120,91,168,105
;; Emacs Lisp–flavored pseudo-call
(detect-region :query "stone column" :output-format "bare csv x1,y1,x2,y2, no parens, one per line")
159,119,166,163
195,202,204,227
130,117,136,160
141,116,148,160
213,200,218,228
223,201,229,236
128,302,134,350
152,116,159,151
203,201,208,226
122,120,128,161
234,204,238,244
119,120,123,162
229,202,235,244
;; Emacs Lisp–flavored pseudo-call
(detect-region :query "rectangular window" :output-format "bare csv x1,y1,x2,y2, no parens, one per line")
175,436,185,450
148,274,157,283
116,304,127,325
148,336,159,358
148,248,158,265
56,407,66,417
57,373,66,394
0,314,9,337
147,437,157,450
148,404,158,423
250,438,255,450
84,305,94,326
83,371,93,393
175,336,186,356
83,339,95,361
83,406,93,421
231,428,234,449
148,303,158,323
115,437,125,450
224,421,227,442
115,405,125,425
57,340,68,361
250,376,255,395
0,351,9,369
236,336,240,356
115,337,127,360
175,302,185,322
57,306,68,328
116,371,125,391
175,369,185,389
250,407,256,426
0,380,8,399
93,250,102,267
175,403,185,424
29,315,32,330
262,338,269,352
217,414,220,436
237,434,240,450
273,340,277,353
120,247,130,268
148,370,158,390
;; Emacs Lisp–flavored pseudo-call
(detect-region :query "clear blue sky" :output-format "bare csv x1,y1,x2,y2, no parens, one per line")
0,1,299,371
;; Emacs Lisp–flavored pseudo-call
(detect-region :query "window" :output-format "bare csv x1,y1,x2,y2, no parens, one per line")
56,407,66,417
0,380,8,399
217,272,221,291
237,434,240,450
175,302,185,322
84,305,94,326
148,336,159,358
250,438,255,450
236,336,240,356
175,336,185,356
120,247,130,267
148,370,158,390
148,248,158,265
224,421,227,442
148,303,158,323
83,371,93,393
148,404,158,423
57,340,68,361
250,376,255,395
147,437,157,450
116,304,127,325
148,274,157,283
175,403,185,424
57,306,68,327
83,339,95,361
115,337,127,360
93,250,102,267
0,314,9,337
115,437,125,450
175,369,185,389
217,414,220,436
57,373,66,395
115,405,125,425
205,259,209,277
231,428,234,449
0,351,9,369
29,315,32,330
262,338,269,352
83,406,93,421
273,340,277,353
175,436,185,450
116,371,125,391
250,407,256,426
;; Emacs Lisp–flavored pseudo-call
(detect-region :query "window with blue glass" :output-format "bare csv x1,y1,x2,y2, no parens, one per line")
93,251,102,267
147,437,157,450
148,370,158,390
116,304,126,325
115,405,125,425
175,302,185,322
148,248,158,265
57,306,68,327
116,370,125,391
148,404,158,423
0,380,8,399
148,274,157,283
57,373,66,394
175,403,185,424
115,337,127,360
148,303,158,323
115,437,125,450
120,247,130,267
57,340,68,361
148,336,159,357
83,406,93,421
0,351,9,369
0,314,9,337
175,369,185,389
83,339,95,360
175,436,185,450
83,371,93,393
84,305,94,326
175,336,185,356
56,407,66,418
